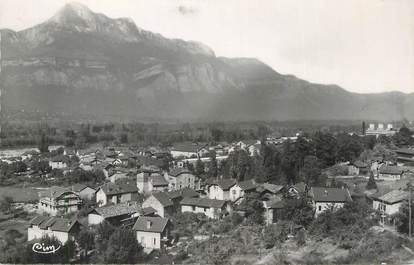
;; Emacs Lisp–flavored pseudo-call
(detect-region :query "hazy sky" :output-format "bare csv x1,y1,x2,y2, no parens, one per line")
0,0,413,94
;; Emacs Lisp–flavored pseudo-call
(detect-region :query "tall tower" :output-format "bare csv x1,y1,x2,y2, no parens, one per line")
362,121,366,136
0,31,2,138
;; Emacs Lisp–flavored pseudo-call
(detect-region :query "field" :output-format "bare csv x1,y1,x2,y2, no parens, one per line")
0,186,39,203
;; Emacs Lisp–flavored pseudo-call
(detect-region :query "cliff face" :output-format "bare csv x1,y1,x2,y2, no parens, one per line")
1,2,412,121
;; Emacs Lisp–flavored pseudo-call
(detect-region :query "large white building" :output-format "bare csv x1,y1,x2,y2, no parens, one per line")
28,216,82,244
133,216,172,250
309,187,352,216
38,186,82,216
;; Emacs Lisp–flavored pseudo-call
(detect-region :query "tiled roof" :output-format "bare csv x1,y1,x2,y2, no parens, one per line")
152,192,174,207
30,216,80,232
379,165,404,175
166,188,200,199
169,168,192,177
150,174,169,187
133,216,169,233
260,183,284,194
237,180,257,191
351,161,369,168
310,187,352,203
69,183,88,192
375,190,409,204
215,179,237,190
39,186,77,199
180,197,226,209
98,182,138,196
91,202,141,218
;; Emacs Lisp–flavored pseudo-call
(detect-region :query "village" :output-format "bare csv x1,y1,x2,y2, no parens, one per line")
1,121,414,264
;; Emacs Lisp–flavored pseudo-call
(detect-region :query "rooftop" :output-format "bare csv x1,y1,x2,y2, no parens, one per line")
310,187,352,203
29,216,81,232
180,197,226,208
133,216,169,233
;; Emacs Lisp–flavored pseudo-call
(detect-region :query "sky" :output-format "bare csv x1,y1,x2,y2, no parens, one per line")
0,0,413,94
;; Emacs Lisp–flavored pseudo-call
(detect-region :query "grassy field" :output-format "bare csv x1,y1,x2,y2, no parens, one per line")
0,187,39,203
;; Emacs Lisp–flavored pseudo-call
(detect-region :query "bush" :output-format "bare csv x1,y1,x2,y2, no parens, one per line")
263,221,290,248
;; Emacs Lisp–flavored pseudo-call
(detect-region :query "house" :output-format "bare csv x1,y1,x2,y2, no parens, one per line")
166,168,199,190
142,192,175,218
378,165,405,181
170,142,209,158
28,216,82,243
137,172,169,194
258,183,284,201
229,140,261,156
133,216,172,250
282,182,308,199
95,182,138,206
180,197,231,219
70,183,96,200
108,171,130,183
229,179,258,202
208,179,237,200
371,189,408,217
88,201,154,226
310,187,352,216
38,186,82,216
396,148,414,166
49,155,69,169
348,161,370,176
263,197,285,225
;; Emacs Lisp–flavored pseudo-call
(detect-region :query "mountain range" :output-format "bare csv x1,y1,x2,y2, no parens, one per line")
1,2,413,122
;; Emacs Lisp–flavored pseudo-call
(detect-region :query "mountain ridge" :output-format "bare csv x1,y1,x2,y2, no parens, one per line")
1,2,412,121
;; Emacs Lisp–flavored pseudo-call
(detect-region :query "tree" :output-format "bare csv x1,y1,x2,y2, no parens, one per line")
104,228,143,263
207,151,218,179
195,158,205,178
299,155,324,186
243,193,265,225
0,196,13,213
393,126,414,147
38,133,49,153
77,227,95,254
366,172,377,190
395,201,414,234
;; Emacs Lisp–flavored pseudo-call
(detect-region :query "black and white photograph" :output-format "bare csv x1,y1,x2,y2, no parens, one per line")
0,0,413,264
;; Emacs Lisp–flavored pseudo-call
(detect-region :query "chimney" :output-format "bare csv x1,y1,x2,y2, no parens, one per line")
147,220,152,229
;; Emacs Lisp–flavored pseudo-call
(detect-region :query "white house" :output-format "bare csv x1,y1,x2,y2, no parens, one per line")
137,172,169,194
38,186,82,216
142,192,174,218
28,215,82,244
70,184,96,200
165,168,199,190
378,165,405,181
49,155,68,169
180,197,231,219
310,187,352,216
95,182,138,206
229,179,257,202
371,189,408,216
208,179,236,200
133,216,172,250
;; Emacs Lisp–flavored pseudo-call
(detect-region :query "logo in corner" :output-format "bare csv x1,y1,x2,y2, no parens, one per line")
32,242,62,254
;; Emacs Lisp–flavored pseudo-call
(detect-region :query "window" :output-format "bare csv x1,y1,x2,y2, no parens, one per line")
192,206,196,211
318,205,322,211
153,238,156,246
